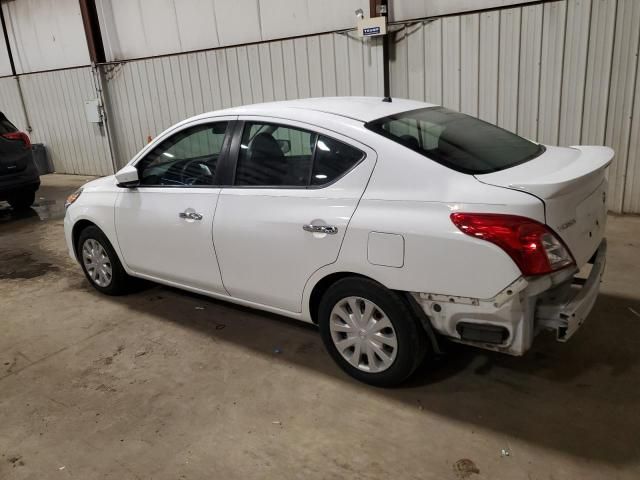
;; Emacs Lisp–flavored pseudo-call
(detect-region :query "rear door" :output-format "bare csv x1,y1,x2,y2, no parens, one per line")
212,118,376,312
0,113,31,175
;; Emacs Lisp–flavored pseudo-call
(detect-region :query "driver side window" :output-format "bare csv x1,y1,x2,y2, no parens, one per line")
137,122,229,186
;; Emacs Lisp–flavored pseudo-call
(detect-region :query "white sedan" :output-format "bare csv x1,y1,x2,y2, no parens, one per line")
64,97,611,386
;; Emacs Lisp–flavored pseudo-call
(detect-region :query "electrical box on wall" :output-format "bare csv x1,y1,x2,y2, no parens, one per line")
357,16,387,37
84,99,102,123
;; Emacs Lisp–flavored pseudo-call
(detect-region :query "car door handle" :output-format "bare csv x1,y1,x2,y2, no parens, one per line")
179,211,203,221
303,224,338,235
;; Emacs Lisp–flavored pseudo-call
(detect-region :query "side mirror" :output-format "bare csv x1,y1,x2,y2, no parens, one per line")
115,165,139,188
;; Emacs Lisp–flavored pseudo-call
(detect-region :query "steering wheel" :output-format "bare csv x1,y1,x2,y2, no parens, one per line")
180,159,214,185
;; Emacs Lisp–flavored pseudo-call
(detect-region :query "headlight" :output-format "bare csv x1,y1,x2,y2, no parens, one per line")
65,188,83,209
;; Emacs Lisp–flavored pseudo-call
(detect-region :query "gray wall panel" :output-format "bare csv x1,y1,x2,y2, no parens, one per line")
3,0,639,212
104,33,382,166
625,58,640,213
460,14,480,116
517,4,543,139
390,0,640,213
478,12,500,123
605,0,640,212
407,24,426,102
581,0,617,145
96,0,371,61
497,8,521,132
1,0,90,74
424,20,443,105
537,1,566,145
393,0,542,23
442,17,461,110
558,0,591,146
94,0,539,63
0,77,27,130
7,68,113,176
390,27,409,99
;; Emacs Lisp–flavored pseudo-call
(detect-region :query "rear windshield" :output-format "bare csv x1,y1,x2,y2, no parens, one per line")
365,107,544,174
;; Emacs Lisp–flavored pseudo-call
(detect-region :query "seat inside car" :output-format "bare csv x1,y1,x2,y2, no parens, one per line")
240,132,288,185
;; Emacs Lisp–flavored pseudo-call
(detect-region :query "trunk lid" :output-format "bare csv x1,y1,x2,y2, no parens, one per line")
475,145,613,267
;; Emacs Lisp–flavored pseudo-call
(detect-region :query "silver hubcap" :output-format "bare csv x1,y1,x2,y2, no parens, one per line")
82,239,112,287
329,296,398,373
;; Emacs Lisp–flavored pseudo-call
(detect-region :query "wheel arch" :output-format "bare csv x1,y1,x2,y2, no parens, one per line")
71,219,98,260
71,218,125,270
306,270,441,353
308,271,370,324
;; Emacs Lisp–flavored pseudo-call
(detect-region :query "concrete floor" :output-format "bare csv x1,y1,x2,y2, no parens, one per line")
1,174,639,480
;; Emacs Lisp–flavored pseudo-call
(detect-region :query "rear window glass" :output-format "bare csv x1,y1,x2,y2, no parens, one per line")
365,107,544,174
311,136,363,186
0,114,17,135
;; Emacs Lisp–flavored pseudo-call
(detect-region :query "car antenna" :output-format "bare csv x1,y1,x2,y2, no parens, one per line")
382,97,392,103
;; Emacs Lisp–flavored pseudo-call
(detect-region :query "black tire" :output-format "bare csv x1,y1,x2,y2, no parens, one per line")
77,225,132,295
8,190,35,211
318,277,428,387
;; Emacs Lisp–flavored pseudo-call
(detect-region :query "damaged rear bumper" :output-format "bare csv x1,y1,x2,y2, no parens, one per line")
536,239,606,341
412,239,607,355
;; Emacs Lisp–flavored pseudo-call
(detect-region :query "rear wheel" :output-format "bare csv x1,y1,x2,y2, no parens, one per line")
318,277,428,387
77,225,132,295
8,190,35,211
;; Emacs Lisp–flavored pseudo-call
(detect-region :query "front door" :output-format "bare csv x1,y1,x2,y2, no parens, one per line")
213,118,375,312
115,119,233,294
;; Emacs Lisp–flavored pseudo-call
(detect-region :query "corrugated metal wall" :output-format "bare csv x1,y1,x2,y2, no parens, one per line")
20,69,113,176
0,77,27,128
0,0,90,75
94,0,537,62
390,0,640,213
97,0,372,61
104,32,383,166
0,69,113,176
2,0,640,213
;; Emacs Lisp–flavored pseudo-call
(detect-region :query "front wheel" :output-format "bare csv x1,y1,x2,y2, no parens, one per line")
318,277,428,387
77,225,132,295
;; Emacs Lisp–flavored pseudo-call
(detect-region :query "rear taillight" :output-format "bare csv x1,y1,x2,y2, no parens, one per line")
450,212,574,276
2,131,31,149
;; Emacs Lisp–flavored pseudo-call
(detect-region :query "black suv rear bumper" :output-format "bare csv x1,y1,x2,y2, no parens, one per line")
0,159,40,200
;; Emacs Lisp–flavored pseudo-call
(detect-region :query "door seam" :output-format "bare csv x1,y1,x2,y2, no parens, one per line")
298,150,380,313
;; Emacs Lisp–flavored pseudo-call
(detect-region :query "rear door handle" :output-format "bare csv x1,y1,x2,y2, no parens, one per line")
303,224,338,235
179,211,203,221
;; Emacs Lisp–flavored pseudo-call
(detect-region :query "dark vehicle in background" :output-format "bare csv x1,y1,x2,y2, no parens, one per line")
0,112,39,210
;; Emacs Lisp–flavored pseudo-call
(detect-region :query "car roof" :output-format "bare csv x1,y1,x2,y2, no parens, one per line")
197,97,438,123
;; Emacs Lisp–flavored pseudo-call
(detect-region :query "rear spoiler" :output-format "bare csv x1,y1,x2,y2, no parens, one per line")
477,145,614,200
509,146,613,199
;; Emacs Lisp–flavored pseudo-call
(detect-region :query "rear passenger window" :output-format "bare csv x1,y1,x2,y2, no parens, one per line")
311,136,364,186
235,122,317,187
234,122,364,188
